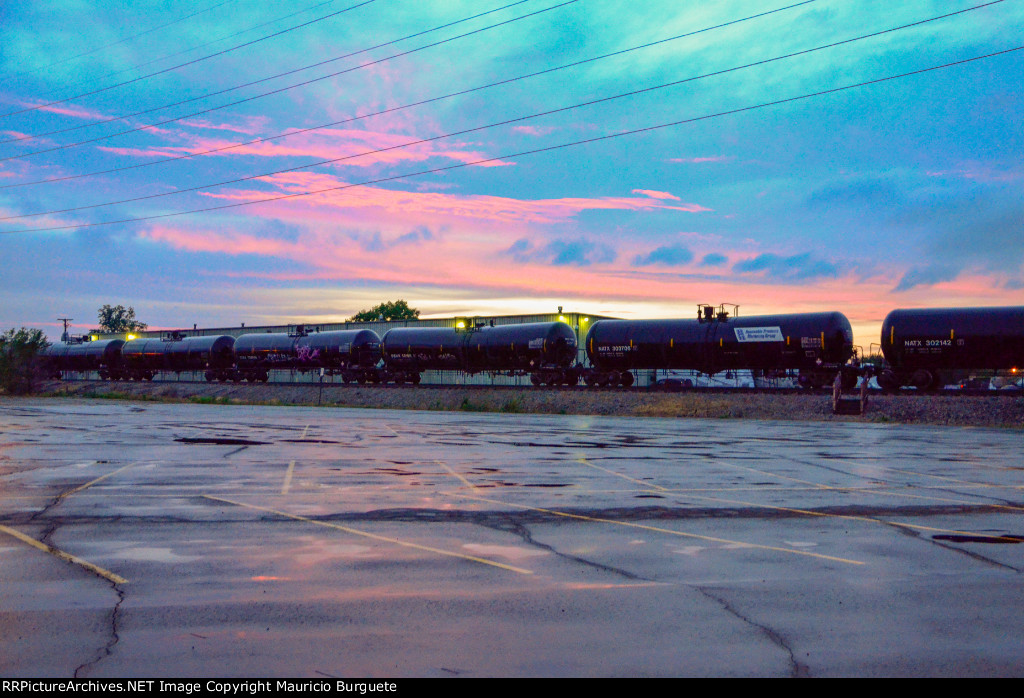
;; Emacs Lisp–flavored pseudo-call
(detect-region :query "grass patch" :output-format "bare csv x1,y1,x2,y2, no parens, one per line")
188,396,233,405
631,397,741,419
500,398,523,413
459,397,489,412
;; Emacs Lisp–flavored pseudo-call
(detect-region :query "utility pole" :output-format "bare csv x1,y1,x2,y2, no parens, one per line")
57,317,72,342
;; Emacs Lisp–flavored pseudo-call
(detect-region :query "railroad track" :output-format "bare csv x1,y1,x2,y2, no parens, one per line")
52,378,1022,397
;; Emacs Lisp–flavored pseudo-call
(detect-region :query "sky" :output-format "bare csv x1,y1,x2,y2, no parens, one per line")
1,0,1021,347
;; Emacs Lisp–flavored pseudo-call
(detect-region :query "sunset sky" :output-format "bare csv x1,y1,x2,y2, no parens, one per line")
1,0,1021,347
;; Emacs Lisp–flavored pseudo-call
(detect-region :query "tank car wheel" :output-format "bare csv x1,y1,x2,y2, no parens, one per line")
531,374,542,386
877,369,900,392
410,373,421,385
911,369,939,391
205,371,215,382
357,375,367,385
584,373,597,387
620,372,634,387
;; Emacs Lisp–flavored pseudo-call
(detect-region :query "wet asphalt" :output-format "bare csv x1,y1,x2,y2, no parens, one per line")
1,398,1022,677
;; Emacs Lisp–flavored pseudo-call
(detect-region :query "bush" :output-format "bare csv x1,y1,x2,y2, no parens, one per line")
0,328,49,394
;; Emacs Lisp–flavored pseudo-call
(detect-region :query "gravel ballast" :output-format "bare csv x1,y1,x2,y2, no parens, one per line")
35,380,1024,428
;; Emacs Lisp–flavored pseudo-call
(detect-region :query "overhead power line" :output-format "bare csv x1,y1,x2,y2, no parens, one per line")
0,0,379,119
0,0,577,161
1,0,542,144
0,0,1006,221
6,1,342,98
4,45,1020,235
0,0,235,83
1,0,821,189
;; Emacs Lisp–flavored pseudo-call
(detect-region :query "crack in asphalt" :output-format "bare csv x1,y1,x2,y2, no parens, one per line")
19,471,130,676
887,521,1022,573
74,582,125,678
485,520,646,581
785,454,1022,509
695,586,810,678
26,491,63,547
5,500,1020,530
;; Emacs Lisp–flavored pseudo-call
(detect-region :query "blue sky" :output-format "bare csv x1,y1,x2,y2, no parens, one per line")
1,0,1021,345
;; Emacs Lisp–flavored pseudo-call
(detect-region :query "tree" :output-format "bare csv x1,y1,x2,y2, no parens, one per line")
349,300,420,322
94,304,148,334
0,328,49,394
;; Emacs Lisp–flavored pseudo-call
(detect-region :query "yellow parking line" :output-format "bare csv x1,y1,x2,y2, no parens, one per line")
849,485,1024,513
686,458,1024,513
706,459,1024,514
282,460,296,495
577,458,669,492
435,460,478,491
685,492,1023,543
0,525,128,585
716,459,834,489
577,458,1022,541
203,495,533,575
866,462,1022,493
59,462,139,499
300,424,310,440
452,493,864,566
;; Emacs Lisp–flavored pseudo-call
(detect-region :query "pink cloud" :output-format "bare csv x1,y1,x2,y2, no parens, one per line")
95,126,516,169
177,116,269,135
143,227,297,257
513,125,554,136
926,166,1022,182
96,145,196,158
28,102,112,121
632,189,681,201
199,172,711,226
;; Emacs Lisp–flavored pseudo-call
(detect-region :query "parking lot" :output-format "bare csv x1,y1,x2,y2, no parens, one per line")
1,398,1022,676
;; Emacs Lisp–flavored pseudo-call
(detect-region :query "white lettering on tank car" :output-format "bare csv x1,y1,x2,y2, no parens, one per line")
734,327,784,342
